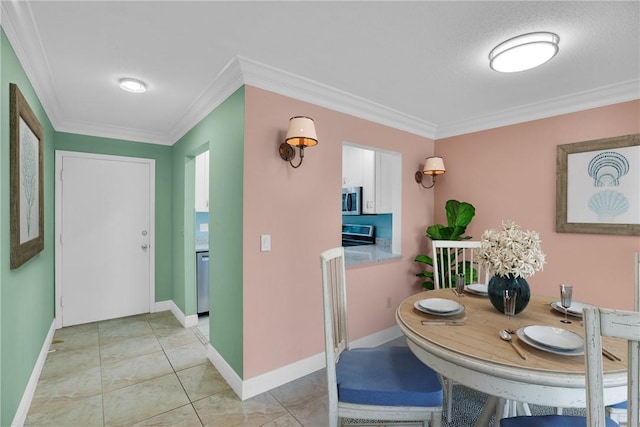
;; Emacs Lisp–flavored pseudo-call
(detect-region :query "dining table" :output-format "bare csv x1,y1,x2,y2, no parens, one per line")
396,288,628,427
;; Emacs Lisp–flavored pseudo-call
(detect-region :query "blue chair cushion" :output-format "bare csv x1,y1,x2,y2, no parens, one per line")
336,346,443,407
500,415,619,427
609,400,626,409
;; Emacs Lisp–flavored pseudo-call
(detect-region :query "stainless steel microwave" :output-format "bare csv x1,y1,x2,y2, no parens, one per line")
342,187,362,215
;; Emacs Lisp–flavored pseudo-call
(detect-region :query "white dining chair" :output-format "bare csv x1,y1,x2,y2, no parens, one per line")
606,252,640,426
500,306,640,427
431,240,489,420
320,247,444,427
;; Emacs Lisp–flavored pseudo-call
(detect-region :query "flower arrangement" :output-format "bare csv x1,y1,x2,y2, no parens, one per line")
476,221,546,279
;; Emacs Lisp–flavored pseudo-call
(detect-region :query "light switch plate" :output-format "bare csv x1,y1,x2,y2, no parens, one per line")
260,234,271,252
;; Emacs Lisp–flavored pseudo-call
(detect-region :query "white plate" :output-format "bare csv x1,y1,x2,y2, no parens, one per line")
516,328,584,356
418,298,461,313
414,301,465,317
550,301,595,317
523,325,584,350
465,283,488,295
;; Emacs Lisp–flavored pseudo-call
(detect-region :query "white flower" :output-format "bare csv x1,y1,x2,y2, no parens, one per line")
476,221,546,279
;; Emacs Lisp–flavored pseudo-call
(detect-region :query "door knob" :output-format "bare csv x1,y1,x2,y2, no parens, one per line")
141,244,148,250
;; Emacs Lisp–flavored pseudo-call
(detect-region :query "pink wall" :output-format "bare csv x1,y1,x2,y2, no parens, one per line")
242,86,435,378
435,100,640,311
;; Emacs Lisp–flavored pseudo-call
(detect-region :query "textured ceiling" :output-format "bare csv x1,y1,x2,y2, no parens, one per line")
2,1,639,145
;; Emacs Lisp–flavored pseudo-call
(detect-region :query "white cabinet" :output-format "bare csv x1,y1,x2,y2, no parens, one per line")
374,152,395,214
195,151,209,212
342,145,397,214
342,145,367,188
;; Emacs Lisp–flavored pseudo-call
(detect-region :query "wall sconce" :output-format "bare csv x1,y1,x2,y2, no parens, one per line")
278,116,318,168
415,156,445,189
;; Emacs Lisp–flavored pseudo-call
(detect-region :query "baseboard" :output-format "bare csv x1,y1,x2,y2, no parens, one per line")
241,350,327,400
206,343,244,398
206,325,402,401
154,300,198,328
158,303,401,401
350,325,402,349
12,320,56,427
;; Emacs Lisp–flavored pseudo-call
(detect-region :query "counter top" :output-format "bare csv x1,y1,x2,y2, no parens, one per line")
344,244,401,266
196,245,209,253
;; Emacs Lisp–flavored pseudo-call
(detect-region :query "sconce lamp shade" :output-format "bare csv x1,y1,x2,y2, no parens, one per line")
285,116,318,147
415,156,445,189
280,116,318,168
423,156,446,175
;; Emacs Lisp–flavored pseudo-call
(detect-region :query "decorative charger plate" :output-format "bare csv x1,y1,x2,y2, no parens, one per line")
465,283,488,295
523,325,584,350
516,328,584,356
414,300,465,317
550,301,595,317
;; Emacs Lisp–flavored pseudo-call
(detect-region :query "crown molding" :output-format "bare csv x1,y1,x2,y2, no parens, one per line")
1,1,64,127
54,118,173,146
436,79,640,139
237,56,438,140
168,57,245,144
2,2,637,146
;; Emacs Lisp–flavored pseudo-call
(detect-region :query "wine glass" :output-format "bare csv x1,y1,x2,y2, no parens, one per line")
559,284,573,324
503,289,517,334
455,273,465,298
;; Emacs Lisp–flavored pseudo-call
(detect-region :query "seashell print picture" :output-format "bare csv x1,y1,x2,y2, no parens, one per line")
556,133,640,236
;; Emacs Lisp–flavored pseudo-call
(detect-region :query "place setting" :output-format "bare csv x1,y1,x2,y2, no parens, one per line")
549,284,595,321
414,297,466,325
515,324,585,356
464,283,488,296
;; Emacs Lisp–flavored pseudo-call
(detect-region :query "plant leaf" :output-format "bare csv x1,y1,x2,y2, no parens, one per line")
445,199,476,227
426,224,447,240
414,254,433,265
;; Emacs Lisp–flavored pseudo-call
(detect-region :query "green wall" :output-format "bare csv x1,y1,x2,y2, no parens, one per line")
1,29,56,427
1,24,245,424
172,87,245,377
54,133,174,302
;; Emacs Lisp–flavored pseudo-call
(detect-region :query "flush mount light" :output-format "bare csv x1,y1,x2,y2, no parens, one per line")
489,32,559,73
119,78,147,93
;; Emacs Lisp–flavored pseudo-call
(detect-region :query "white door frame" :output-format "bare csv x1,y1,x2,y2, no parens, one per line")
54,150,156,329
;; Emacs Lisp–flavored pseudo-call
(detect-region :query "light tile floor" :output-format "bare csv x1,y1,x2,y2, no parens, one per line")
25,311,329,426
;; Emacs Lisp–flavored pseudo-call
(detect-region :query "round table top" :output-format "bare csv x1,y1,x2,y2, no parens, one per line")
397,289,627,386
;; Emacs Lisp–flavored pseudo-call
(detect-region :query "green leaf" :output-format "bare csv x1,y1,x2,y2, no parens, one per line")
426,224,447,240
414,254,433,265
454,203,476,227
445,199,461,226
447,225,467,241
416,271,434,278
445,200,475,228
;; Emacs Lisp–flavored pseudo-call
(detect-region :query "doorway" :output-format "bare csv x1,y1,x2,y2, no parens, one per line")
55,151,155,327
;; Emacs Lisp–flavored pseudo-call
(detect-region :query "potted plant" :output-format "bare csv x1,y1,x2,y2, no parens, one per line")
415,199,476,290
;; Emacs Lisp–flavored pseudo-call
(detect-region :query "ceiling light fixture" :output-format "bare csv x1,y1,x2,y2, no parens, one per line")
119,78,147,93
489,32,559,73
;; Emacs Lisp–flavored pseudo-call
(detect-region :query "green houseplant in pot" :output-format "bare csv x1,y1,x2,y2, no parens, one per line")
415,199,476,290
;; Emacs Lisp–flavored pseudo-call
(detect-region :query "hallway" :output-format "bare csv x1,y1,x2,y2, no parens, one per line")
24,311,328,426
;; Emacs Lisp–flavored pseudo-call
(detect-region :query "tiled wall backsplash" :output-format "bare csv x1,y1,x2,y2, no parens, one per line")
195,212,209,247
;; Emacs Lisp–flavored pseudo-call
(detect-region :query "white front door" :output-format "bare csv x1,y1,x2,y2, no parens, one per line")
55,151,155,327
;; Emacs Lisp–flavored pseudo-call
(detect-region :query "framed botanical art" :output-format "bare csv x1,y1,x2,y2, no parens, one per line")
556,133,640,236
10,83,44,268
